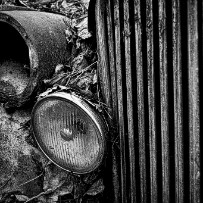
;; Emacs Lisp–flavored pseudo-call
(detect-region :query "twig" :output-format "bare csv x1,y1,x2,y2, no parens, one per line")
18,173,43,188
66,61,97,86
16,161,51,189
25,180,65,203
72,61,97,77
111,136,120,149
0,177,12,192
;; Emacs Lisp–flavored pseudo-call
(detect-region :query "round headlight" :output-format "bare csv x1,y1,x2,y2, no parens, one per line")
31,92,106,174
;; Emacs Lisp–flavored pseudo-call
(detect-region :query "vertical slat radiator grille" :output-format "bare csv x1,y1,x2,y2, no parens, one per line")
95,0,202,202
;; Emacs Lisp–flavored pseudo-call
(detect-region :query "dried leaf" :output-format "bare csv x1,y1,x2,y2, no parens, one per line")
55,64,64,74
45,180,74,202
59,0,87,18
43,165,67,191
76,38,81,49
46,194,58,203
75,17,91,39
86,179,104,196
61,0,69,9
41,167,74,203
37,196,47,203
15,195,29,202
95,103,103,113
76,72,93,90
58,183,74,196
72,54,88,71
81,0,89,9
92,70,97,84
65,24,77,44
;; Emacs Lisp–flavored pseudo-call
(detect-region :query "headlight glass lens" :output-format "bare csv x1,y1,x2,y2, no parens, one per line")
32,93,105,174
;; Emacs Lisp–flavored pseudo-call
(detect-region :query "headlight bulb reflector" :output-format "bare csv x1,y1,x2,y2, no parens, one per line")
31,92,106,174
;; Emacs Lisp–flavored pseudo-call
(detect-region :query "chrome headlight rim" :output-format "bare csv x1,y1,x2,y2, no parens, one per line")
31,92,106,174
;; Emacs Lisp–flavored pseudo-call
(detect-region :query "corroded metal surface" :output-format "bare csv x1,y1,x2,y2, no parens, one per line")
0,7,70,108
95,1,121,202
158,1,170,202
187,1,200,202
146,0,158,202
95,0,201,202
172,0,184,202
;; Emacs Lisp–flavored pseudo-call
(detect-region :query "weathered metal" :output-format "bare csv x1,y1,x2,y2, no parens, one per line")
188,1,200,202
94,0,201,202
172,0,184,202
0,6,70,108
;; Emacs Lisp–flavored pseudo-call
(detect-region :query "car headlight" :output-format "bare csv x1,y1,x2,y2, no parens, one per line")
31,92,106,174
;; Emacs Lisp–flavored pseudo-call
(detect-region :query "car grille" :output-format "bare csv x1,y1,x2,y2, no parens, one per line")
95,0,202,202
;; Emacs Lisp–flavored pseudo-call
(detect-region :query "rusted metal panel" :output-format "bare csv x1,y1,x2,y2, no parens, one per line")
0,8,69,108
134,1,147,203
158,0,170,202
106,0,118,123
105,1,121,202
134,0,148,203
123,0,141,202
95,1,122,203
94,0,202,202
172,0,184,202
113,0,127,202
95,0,112,110
187,1,200,203
146,0,158,202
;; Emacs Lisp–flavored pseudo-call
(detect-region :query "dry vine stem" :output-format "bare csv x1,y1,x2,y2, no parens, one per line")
25,180,66,203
